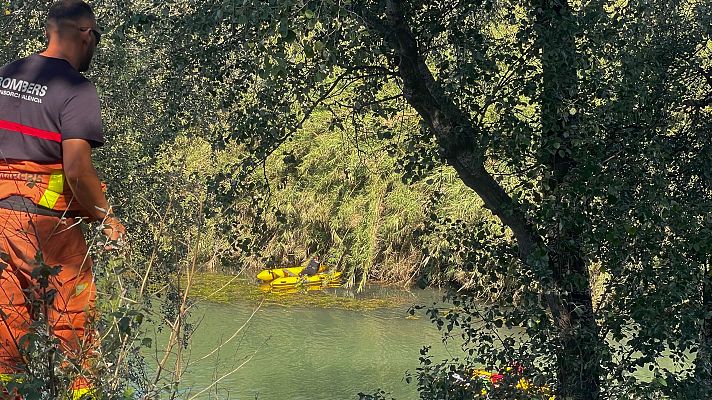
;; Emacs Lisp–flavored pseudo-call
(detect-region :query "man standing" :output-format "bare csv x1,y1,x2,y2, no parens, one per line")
0,0,124,395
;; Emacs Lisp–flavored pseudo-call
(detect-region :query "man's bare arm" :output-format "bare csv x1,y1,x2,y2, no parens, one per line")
62,138,125,241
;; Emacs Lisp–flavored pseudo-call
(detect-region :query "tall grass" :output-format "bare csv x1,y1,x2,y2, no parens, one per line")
226,108,494,289
117,88,494,290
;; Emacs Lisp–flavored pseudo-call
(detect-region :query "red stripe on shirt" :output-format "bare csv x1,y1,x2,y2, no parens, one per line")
0,119,61,143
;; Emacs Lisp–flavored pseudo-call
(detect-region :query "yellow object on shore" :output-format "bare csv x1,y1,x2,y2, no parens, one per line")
256,265,328,282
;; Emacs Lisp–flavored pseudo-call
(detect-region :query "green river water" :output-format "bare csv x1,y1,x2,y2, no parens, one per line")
150,286,453,400
145,284,692,400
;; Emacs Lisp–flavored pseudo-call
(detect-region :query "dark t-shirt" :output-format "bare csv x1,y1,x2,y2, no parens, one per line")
0,54,104,164
301,259,321,276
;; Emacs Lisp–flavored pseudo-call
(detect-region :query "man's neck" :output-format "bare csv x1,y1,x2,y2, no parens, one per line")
39,47,78,71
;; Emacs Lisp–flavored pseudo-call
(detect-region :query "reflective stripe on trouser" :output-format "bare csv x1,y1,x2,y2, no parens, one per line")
0,208,96,392
37,169,65,210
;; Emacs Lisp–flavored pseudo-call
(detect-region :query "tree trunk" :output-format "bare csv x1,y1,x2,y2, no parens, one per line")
694,263,712,396
368,0,603,398
549,255,601,399
536,1,601,398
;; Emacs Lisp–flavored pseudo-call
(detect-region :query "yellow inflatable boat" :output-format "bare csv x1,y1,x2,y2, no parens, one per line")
256,265,327,282
258,281,342,293
269,271,343,289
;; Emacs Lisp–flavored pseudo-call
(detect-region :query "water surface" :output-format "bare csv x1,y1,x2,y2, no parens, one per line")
151,287,452,399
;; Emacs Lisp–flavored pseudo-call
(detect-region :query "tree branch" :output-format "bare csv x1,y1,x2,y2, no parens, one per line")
356,0,543,264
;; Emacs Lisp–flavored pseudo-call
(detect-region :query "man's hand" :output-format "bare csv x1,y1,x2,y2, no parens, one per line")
63,139,109,221
63,138,126,249
101,216,125,250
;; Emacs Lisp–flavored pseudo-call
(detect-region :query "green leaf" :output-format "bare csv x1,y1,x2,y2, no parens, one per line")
303,43,315,58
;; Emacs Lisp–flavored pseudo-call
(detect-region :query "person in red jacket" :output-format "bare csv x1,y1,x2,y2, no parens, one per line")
0,0,124,394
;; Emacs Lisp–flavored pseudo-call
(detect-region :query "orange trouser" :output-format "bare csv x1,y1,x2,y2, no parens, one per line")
0,207,95,390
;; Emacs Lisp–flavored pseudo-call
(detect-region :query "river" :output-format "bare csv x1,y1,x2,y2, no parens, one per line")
147,286,453,399
144,284,692,399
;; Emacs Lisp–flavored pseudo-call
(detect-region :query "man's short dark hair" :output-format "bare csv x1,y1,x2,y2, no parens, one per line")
47,0,94,26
